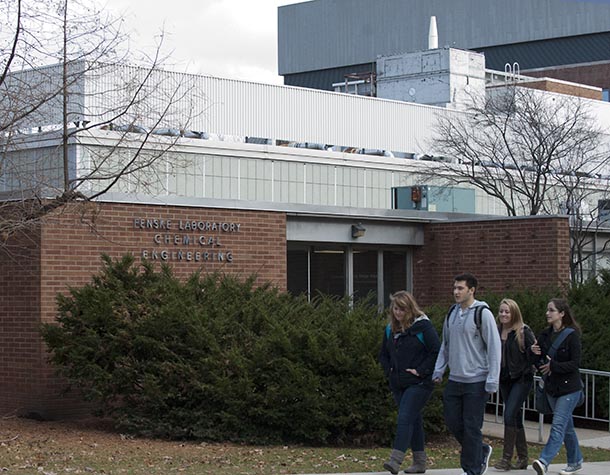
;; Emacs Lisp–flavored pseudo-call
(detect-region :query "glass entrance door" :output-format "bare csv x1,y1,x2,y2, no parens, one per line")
287,245,410,307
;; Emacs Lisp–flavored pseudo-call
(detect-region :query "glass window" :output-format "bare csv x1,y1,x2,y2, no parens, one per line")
205,156,239,199
287,245,410,307
287,249,309,297
274,161,304,203
367,169,393,209
353,249,378,303
306,163,335,205
383,251,407,307
336,166,365,207
240,158,273,201
310,247,345,299
603,89,609,102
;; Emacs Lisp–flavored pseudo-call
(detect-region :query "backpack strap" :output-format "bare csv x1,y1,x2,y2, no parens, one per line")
474,304,491,347
385,324,427,350
548,327,575,359
444,304,458,332
444,303,490,346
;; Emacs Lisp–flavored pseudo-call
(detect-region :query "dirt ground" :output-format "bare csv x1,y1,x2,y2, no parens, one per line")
0,415,394,474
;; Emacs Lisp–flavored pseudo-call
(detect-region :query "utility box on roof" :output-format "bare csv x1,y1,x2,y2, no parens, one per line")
392,185,476,213
376,48,485,110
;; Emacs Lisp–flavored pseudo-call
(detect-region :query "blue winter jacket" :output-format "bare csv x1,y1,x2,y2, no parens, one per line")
379,315,441,390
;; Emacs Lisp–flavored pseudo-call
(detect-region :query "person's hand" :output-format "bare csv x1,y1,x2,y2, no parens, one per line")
531,340,541,355
406,368,419,376
540,356,552,376
433,377,442,384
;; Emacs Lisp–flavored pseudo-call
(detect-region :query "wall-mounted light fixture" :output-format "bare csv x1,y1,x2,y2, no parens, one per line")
351,222,366,238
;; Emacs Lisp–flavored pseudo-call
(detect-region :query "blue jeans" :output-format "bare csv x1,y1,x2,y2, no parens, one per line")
391,383,433,452
538,390,583,467
499,379,533,428
443,380,489,475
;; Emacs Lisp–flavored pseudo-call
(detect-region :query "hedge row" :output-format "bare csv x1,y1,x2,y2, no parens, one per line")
42,255,610,444
42,255,397,444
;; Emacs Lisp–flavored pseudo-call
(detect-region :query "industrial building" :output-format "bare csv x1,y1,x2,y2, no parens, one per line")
278,0,610,100
2,2,609,416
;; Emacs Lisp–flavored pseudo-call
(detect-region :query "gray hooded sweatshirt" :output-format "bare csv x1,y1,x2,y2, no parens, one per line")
432,300,501,393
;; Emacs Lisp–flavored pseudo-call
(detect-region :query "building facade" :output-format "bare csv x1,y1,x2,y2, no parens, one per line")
278,0,610,99
0,57,598,417
0,198,569,418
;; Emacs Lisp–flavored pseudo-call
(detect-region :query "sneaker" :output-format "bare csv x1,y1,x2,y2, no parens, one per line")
481,444,492,475
532,459,547,475
559,463,583,475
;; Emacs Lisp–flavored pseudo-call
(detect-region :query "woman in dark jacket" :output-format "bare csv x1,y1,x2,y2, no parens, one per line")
494,298,536,471
379,291,440,474
530,299,584,475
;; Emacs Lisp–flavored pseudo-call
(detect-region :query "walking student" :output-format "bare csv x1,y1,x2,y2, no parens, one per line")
494,298,536,471
379,291,441,474
433,273,501,475
530,299,584,475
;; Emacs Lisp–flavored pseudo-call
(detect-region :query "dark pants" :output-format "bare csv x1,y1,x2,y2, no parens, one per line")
391,383,433,452
499,379,532,428
443,380,488,475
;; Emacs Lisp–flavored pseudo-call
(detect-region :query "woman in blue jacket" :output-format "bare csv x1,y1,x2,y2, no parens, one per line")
379,291,440,474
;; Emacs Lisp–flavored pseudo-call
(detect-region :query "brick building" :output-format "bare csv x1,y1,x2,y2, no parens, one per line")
0,44,599,417
0,196,570,418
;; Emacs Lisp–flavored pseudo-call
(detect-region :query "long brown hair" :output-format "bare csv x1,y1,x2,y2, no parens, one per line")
549,298,581,334
389,291,424,334
497,298,526,351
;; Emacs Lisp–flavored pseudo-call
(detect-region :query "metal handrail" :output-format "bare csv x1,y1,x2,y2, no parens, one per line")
488,368,610,442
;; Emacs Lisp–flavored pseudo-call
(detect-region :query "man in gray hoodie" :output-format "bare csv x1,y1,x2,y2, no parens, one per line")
433,273,501,475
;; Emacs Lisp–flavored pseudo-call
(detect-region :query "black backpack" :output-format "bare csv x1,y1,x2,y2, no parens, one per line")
443,303,491,347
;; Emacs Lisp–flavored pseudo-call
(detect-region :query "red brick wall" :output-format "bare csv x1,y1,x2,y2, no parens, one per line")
412,216,570,306
0,204,571,418
518,80,602,100
524,63,610,92
1,202,287,418
0,228,44,417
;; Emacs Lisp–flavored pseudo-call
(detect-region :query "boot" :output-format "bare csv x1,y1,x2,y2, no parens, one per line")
512,427,528,469
383,449,406,475
404,451,427,473
494,426,516,471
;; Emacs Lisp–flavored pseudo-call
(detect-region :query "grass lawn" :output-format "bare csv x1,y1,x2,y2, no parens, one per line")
1,416,609,474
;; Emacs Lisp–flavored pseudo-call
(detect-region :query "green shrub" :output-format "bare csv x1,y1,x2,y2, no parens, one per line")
42,254,403,445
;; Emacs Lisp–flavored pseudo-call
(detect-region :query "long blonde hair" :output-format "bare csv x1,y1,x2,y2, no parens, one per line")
497,298,526,351
389,291,424,334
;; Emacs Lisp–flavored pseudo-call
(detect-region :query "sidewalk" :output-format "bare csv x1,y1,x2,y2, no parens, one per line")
482,413,610,449
294,462,610,475
291,416,610,475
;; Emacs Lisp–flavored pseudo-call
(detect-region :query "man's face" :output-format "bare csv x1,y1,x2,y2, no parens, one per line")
453,279,475,305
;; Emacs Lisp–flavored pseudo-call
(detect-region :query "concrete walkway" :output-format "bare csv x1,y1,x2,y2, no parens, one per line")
294,463,610,475
482,413,610,449
291,415,610,475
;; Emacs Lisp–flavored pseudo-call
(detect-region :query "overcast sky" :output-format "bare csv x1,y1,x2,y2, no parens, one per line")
103,0,303,85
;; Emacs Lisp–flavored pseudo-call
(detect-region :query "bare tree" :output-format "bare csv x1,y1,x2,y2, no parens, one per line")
0,0,203,245
420,84,610,282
